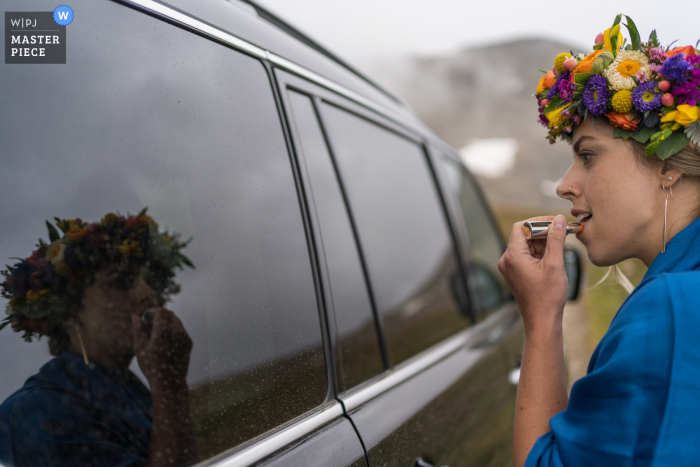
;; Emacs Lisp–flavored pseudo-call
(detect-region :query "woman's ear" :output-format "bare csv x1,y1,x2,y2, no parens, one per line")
661,169,683,189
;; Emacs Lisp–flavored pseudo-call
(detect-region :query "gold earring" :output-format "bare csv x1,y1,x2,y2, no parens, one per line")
661,178,675,254
73,323,90,365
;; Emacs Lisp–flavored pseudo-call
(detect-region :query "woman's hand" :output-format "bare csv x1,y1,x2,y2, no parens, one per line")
132,308,192,390
500,215,571,467
498,215,569,333
132,309,198,466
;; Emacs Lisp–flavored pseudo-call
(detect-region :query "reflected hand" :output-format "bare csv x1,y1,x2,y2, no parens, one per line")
498,215,569,332
132,308,192,389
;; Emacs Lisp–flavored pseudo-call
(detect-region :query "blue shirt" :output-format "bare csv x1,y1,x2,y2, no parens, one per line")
527,216,700,467
0,351,152,467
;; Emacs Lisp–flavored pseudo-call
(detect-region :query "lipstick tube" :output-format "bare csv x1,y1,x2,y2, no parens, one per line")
522,221,583,240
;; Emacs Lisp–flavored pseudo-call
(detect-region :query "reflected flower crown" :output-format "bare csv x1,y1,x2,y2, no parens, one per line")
537,14,700,159
1,209,194,341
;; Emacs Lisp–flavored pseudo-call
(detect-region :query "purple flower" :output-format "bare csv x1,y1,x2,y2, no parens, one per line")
547,71,571,100
648,47,667,63
635,70,649,83
632,81,662,111
582,75,609,116
557,72,575,102
538,112,549,128
660,54,690,82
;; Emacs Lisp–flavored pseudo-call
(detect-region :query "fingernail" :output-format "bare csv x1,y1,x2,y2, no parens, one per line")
554,215,566,228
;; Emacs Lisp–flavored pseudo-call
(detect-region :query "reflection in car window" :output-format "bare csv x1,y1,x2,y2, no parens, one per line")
437,156,510,315
319,103,470,366
0,8,326,465
286,91,384,392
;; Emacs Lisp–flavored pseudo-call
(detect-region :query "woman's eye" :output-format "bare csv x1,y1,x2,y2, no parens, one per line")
579,152,593,165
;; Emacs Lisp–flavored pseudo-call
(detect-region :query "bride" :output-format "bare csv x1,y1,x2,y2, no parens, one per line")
500,15,700,467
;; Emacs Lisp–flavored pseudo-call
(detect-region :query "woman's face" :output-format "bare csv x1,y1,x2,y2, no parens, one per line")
557,118,664,266
75,266,157,357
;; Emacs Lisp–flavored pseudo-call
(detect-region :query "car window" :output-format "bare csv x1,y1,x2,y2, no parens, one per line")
318,103,471,366
0,6,326,465
285,90,384,392
436,155,511,315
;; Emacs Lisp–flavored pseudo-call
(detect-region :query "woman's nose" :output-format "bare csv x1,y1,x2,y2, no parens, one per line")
556,168,576,200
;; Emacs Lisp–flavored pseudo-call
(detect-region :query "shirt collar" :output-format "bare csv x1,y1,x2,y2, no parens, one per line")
644,215,700,280
50,350,140,400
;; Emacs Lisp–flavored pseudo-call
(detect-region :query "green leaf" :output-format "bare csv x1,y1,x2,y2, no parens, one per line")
611,35,618,57
574,73,595,84
613,127,634,140
0,319,11,332
46,221,60,243
650,30,660,47
178,254,195,269
632,126,654,144
624,16,641,50
136,207,148,217
612,14,622,28
657,132,690,160
645,141,660,158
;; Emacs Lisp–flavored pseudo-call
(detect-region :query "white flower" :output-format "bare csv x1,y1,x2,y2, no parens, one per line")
604,50,651,91
5,304,14,316
686,120,700,146
46,241,66,265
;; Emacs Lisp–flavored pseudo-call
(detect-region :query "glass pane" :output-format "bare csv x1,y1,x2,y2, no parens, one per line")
286,91,383,392
438,156,510,315
320,103,470,366
0,5,326,465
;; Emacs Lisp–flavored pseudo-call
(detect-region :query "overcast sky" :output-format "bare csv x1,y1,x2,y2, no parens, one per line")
254,0,699,67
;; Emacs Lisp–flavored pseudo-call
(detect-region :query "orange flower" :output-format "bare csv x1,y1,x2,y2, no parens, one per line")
536,71,557,94
606,112,639,131
666,46,697,58
66,225,88,240
573,50,604,75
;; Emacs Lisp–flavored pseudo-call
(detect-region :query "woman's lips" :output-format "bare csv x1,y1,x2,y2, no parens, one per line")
577,213,592,223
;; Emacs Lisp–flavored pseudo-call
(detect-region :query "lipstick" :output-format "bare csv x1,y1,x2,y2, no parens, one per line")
522,221,583,240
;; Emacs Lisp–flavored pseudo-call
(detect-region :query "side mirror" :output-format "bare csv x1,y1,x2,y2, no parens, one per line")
563,247,583,301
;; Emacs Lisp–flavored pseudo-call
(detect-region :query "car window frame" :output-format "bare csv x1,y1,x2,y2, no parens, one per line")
274,69,475,384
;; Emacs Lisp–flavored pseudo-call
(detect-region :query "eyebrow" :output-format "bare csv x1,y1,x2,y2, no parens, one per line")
573,135,596,154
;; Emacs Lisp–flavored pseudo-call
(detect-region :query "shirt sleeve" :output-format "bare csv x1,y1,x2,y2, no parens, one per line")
525,277,674,467
8,387,147,467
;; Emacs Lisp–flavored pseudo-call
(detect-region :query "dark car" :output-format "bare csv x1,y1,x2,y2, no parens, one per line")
0,0,536,465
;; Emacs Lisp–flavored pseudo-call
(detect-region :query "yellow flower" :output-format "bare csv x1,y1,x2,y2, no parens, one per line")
616,60,641,77
554,53,572,73
39,289,50,295
611,90,633,113
546,107,565,128
55,262,71,278
117,239,143,257
603,24,623,53
26,290,39,302
101,213,119,226
604,50,650,91
9,297,23,309
660,111,682,131
676,105,700,126
46,242,66,265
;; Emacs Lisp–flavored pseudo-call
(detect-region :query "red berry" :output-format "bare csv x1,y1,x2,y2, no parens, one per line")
541,99,550,106
662,93,675,107
658,80,671,92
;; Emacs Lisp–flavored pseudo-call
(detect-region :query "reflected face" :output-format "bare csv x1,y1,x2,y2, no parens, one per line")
557,119,662,266
76,266,157,356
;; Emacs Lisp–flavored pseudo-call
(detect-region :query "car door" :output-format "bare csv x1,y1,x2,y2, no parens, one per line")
0,2,368,466
276,70,521,467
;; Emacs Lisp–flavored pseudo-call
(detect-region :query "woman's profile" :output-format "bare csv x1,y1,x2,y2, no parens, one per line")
500,15,700,466
0,210,197,467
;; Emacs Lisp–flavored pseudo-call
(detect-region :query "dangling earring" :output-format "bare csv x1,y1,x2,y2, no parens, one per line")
662,177,674,254
73,323,90,365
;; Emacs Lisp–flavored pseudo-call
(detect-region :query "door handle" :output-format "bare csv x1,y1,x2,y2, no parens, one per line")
415,457,449,467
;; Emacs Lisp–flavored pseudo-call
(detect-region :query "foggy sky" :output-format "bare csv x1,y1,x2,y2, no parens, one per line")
254,0,700,68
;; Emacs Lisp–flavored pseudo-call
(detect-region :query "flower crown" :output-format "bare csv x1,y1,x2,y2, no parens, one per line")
1,209,194,341
537,14,700,159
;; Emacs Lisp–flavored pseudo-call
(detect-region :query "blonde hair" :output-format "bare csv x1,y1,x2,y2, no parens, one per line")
592,264,635,294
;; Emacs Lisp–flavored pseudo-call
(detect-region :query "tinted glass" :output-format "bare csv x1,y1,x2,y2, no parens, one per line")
0,3,325,464
286,91,383,391
438,156,510,314
319,103,470,365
